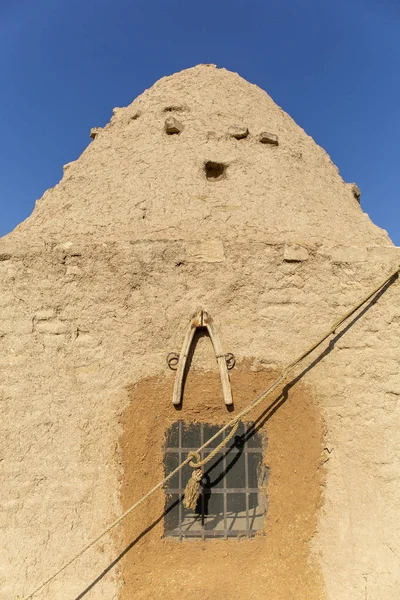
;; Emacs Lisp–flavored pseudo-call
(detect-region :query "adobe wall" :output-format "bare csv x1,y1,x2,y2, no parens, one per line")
1,238,399,599
8,65,391,249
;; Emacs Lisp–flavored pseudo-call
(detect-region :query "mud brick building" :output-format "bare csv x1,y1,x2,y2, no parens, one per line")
1,65,399,599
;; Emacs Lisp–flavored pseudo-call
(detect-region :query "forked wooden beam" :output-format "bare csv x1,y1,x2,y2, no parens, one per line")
172,309,233,406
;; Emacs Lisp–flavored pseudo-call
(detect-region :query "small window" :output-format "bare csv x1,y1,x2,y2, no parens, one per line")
164,421,268,539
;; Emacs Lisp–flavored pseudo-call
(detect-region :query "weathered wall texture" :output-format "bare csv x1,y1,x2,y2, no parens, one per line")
1,65,399,600
120,368,325,600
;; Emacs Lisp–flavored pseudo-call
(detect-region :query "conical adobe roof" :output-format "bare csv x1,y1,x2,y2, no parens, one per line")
7,64,391,247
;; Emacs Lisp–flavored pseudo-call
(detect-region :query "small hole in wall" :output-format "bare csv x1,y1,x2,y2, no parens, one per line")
204,161,227,181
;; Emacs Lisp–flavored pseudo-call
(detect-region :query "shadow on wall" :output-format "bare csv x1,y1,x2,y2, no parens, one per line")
74,275,396,600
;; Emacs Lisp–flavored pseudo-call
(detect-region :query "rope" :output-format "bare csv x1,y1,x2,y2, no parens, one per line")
183,421,240,509
22,265,399,600
188,420,240,469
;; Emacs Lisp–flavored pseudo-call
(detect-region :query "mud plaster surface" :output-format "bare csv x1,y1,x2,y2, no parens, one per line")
119,365,325,600
2,64,399,600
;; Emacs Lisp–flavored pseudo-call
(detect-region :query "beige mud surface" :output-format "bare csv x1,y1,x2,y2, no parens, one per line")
2,64,399,600
119,365,325,599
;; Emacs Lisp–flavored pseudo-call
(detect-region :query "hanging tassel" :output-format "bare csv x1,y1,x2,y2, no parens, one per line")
183,467,203,510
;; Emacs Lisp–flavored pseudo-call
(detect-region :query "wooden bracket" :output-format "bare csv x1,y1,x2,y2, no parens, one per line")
171,309,233,406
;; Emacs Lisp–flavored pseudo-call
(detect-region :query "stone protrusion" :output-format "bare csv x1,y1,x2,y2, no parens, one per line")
60,241,74,250
350,183,361,202
228,125,249,139
163,104,189,113
164,117,184,135
90,127,102,139
330,247,367,263
258,131,279,145
35,321,69,335
35,309,56,321
75,332,100,347
66,265,82,276
186,239,226,263
283,244,309,262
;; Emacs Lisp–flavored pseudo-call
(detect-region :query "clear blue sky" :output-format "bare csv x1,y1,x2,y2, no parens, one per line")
1,0,399,243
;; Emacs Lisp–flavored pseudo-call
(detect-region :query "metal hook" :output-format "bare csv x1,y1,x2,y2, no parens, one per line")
225,353,236,370
167,352,180,370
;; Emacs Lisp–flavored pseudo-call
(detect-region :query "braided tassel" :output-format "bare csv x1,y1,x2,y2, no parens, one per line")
183,467,203,510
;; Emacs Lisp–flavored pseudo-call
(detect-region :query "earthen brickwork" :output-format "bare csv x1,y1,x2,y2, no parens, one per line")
1,65,399,600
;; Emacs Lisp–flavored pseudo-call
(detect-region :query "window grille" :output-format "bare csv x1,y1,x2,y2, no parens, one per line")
164,420,268,539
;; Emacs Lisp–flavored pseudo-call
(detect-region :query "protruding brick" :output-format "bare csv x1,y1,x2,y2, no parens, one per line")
350,182,361,202
330,247,367,263
75,333,100,347
90,127,102,139
35,321,68,335
283,244,309,262
187,239,226,263
228,125,249,139
164,117,183,135
61,241,73,250
66,266,82,276
35,309,56,322
258,131,279,145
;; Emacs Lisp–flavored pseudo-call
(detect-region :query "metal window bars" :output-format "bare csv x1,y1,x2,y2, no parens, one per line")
164,421,268,539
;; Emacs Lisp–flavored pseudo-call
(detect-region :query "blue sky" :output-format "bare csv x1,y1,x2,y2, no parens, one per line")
0,0,399,243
